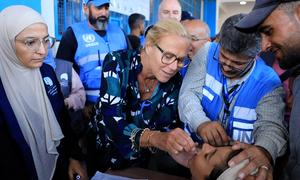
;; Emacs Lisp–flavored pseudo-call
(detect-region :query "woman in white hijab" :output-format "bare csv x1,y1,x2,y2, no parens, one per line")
0,5,87,180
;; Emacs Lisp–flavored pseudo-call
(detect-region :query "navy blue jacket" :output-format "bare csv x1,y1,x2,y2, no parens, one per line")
0,64,83,180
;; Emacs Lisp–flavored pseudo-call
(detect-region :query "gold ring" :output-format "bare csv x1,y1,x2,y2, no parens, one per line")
260,165,269,171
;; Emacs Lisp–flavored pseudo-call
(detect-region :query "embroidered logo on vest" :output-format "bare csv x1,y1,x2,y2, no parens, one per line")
43,77,58,96
43,77,53,86
82,33,99,47
60,73,69,87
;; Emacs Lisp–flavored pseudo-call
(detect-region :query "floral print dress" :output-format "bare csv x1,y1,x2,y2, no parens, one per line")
89,49,182,169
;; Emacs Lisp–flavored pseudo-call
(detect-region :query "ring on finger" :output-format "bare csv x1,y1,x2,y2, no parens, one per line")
260,165,269,171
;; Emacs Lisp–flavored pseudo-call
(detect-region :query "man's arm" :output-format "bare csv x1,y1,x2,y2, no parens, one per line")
179,43,230,146
228,86,288,180
254,86,288,162
178,43,211,132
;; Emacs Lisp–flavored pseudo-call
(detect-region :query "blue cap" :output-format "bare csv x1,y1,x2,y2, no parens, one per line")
86,0,110,7
235,0,299,33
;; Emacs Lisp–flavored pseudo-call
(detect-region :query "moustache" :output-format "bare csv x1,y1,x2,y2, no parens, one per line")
97,16,108,22
221,66,241,78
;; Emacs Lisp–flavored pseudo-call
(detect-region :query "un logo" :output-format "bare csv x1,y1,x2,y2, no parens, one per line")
43,77,53,86
60,73,68,81
82,34,96,43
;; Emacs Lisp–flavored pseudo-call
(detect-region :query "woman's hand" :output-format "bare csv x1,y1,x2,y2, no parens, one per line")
150,128,196,154
68,158,88,180
169,149,197,167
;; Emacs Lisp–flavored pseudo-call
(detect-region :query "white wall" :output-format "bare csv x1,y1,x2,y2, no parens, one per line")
110,0,150,20
41,0,59,55
41,0,55,37
217,0,254,33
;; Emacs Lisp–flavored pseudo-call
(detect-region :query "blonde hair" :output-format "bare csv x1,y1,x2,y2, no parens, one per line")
146,19,189,45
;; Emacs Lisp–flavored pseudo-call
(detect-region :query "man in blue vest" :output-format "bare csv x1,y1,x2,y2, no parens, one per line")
179,14,288,179
235,0,300,179
56,0,129,118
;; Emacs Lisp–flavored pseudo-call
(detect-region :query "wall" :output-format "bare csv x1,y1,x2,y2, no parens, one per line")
0,0,56,38
0,0,41,12
110,0,150,20
217,1,254,32
203,0,217,36
41,0,55,37
0,0,219,38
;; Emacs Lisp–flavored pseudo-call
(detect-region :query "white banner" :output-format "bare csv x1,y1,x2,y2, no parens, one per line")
110,0,150,20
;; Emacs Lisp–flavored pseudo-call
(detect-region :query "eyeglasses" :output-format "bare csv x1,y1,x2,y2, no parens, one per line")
213,44,254,73
15,36,56,52
190,35,209,42
155,44,188,68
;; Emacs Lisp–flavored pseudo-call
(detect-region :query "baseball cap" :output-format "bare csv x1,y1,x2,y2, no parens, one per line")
235,0,298,32
181,11,195,21
85,0,110,7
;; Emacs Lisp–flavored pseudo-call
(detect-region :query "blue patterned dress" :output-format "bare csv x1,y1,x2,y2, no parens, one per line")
89,49,182,169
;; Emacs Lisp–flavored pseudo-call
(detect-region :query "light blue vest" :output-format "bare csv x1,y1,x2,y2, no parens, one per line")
71,21,127,103
201,43,281,144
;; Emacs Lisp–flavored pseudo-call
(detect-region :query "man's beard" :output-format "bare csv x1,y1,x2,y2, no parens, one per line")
275,30,300,70
279,46,300,70
89,15,108,31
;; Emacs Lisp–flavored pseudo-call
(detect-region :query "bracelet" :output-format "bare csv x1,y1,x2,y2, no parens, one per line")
146,131,156,147
130,128,142,151
139,128,150,147
148,131,159,153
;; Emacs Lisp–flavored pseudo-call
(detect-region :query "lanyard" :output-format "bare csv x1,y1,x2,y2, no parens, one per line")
103,34,111,52
221,75,244,129
98,50,101,66
98,34,110,67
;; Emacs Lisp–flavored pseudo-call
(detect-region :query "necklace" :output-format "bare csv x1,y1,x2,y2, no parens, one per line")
143,79,155,93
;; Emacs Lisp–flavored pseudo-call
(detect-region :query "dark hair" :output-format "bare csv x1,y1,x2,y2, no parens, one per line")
128,13,145,30
144,25,153,37
220,13,260,58
181,10,194,21
205,149,243,180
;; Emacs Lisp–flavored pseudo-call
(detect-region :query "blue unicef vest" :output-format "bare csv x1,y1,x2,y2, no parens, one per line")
71,21,127,103
201,43,281,144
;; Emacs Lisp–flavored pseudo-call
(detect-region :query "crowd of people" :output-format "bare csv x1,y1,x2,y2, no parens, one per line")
1,0,300,179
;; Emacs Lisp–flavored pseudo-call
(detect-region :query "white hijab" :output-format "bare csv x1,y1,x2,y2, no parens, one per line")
0,5,64,180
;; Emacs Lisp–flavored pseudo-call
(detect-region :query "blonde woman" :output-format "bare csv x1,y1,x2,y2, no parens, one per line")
88,19,195,176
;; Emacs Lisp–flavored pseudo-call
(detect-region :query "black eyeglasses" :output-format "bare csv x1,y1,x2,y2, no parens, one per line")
213,44,254,73
155,44,188,68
